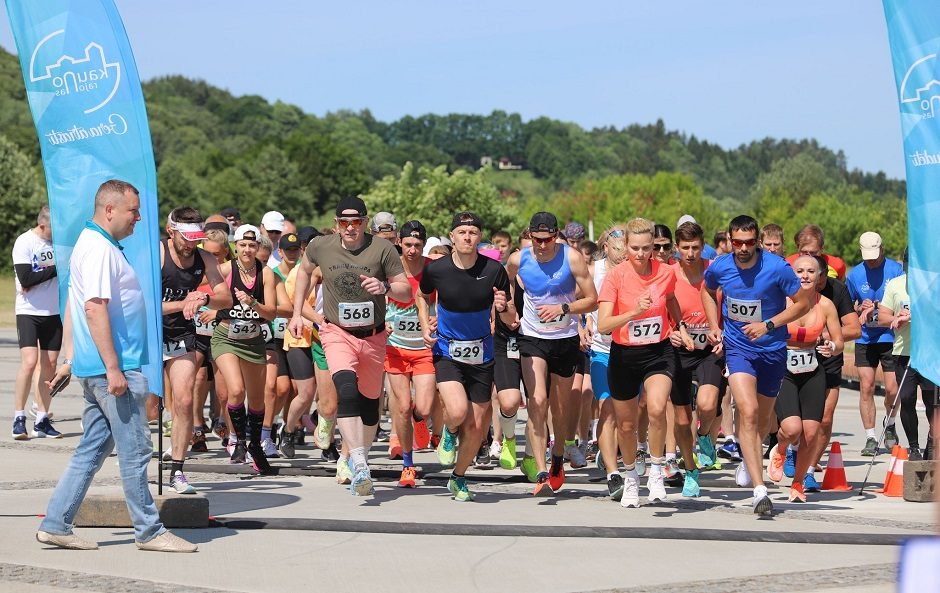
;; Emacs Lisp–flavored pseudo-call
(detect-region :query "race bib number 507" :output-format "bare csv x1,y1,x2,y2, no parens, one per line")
727,297,762,323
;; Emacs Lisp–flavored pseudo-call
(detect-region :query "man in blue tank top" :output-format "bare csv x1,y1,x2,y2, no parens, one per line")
506,212,597,495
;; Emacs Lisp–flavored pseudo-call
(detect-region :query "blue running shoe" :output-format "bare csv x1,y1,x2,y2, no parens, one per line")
12,416,28,440
32,417,62,439
682,469,701,497
718,440,741,461
803,471,821,492
350,465,374,496
783,446,796,478
696,434,715,468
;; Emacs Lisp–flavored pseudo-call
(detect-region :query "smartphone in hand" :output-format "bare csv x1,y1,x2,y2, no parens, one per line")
49,373,71,397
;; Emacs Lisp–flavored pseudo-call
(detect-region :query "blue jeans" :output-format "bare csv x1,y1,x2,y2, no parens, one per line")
39,370,165,542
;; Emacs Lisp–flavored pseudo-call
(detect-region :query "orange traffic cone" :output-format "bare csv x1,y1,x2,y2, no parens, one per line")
877,445,901,494
821,441,852,491
881,447,908,497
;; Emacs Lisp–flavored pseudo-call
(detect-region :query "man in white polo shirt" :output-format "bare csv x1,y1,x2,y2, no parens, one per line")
37,180,197,553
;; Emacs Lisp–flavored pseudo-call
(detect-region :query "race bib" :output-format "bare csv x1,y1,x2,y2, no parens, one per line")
449,339,484,365
787,348,818,374
899,300,910,312
727,297,762,323
539,312,570,330
394,316,423,340
260,322,273,343
194,307,215,337
866,304,880,328
628,315,663,345
687,325,710,350
33,248,55,270
272,317,288,340
339,301,374,327
228,319,260,340
507,336,520,359
162,338,187,360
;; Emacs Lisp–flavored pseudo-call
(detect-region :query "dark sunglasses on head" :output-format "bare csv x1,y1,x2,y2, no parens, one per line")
732,238,758,248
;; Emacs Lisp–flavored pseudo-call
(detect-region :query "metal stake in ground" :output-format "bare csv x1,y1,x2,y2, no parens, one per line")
157,399,164,496
858,364,909,497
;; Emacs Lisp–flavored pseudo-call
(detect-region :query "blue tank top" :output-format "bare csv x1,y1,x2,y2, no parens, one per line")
519,244,578,339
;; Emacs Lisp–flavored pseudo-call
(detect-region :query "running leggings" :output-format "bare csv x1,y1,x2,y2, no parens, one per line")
895,356,937,447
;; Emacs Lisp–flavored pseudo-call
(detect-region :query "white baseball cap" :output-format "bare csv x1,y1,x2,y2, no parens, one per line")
859,232,883,260
677,214,697,229
234,224,260,242
261,211,285,232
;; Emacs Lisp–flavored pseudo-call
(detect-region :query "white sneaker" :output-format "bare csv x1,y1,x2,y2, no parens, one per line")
27,402,53,420
169,470,196,495
488,439,502,459
752,485,773,516
161,448,173,462
735,459,752,487
647,471,667,503
336,457,353,485
620,469,641,508
565,443,587,468
261,438,279,458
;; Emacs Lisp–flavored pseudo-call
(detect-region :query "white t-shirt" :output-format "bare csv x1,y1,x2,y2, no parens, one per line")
69,226,148,377
12,229,58,316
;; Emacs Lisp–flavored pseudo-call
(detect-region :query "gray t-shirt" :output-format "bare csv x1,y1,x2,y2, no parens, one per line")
305,233,404,328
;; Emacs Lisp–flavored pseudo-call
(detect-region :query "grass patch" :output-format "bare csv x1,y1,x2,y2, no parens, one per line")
0,275,13,328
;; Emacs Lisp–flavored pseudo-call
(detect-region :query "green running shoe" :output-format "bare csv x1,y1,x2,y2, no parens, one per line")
437,429,458,466
500,437,517,470
448,475,474,502
682,469,701,497
315,415,335,449
696,434,716,468
521,454,538,482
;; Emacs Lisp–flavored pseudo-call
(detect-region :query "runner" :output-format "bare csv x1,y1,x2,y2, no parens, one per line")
490,230,514,264
12,206,62,440
261,211,285,267
597,218,692,507
385,221,436,488
759,224,785,257
678,215,716,259
702,215,814,515
670,221,727,497
288,197,409,497
564,221,586,249
491,275,525,472
767,255,844,502
160,207,230,492
506,212,598,495
785,224,846,280
878,248,935,461
653,224,675,264
210,224,278,474
845,231,903,455
416,211,516,501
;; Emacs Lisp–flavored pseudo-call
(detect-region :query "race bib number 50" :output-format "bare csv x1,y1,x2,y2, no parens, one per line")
727,297,762,323
339,301,374,327
449,339,484,365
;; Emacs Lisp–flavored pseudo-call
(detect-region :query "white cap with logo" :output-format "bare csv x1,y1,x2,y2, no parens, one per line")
676,214,697,229
859,231,883,260
261,211,285,232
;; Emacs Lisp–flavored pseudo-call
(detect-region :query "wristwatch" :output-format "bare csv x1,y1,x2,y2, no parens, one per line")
561,303,570,315
764,320,775,332
382,280,391,295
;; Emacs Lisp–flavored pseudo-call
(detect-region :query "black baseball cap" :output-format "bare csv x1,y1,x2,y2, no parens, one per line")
335,196,367,217
529,212,558,234
220,207,240,220
450,211,483,231
298,226,320,245
400,220,427,242
278,232,301,250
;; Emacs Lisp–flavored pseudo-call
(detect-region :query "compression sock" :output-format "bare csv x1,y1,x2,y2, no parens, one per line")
227,404,247,441
247,408,265,446
499,409,517,440
402,450,414,468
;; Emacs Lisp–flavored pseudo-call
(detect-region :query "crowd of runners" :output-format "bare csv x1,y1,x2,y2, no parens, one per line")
12,197,935,516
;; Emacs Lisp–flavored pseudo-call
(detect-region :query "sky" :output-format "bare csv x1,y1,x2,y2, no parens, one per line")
0,1,908,178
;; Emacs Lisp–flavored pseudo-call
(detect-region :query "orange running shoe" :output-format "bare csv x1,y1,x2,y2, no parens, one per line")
413,419,431,450
398,466,417,488
532,472,553,496
548,456,566,492
767,444,785,483
388,435,403,460
430,433,441,449
788,481,806,503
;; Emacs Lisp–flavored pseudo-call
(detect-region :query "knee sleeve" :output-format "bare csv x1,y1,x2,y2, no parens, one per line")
334,370,361,419
360,396,380,426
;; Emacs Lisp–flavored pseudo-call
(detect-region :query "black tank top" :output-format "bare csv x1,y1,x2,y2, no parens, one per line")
218,258,265,325
161,239,206,338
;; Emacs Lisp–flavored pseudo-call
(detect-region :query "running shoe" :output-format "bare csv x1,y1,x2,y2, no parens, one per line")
735,459,752,487
783,446,796,478
430,433,442,449
767,444,785,483
788,481,806,503
436,429,458,466
212,418,228,441
718,440,742,461
647,472,667,503
225,439,236,458
709,457,723,471
375,428,391,443
752,485,773,515
279,427,296,459
564,441,587,469
230,440,248,464
532,471,553,496
908,446,924,461
190,429,208,453
336,457,352,485
635,449,649,476
595,449,606,473
521,455,538,482
499,437,517,470
607,473,624,500
398,466,417,488
322,442,341,463
620,469,640,508
488,438,502,460
884,422,899,449
350,465,374,496
162,419,173,438
681,469,701,497
549,456,565,491
27,403,54,420
861,437,878,457
169,470,197,494
261,438,279,458
162,448,174,462
545,436,554,462
803,471,821,493
474,442,493,469
763,432,778,460
388,435,403,460
586,440,599,462
663,458,680,479
12,417,28,440
448,475,474,502
413,418,431,450
32,417,62,439
316,416,336,449
248,443,273,474
696,434,716,468
578,441,591,465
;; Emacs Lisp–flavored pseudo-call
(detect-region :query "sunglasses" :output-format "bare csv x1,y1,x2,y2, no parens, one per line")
654,243,673,252
608,229,625,238
532,234,557,245
731,238,758,248
336,217,365,228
